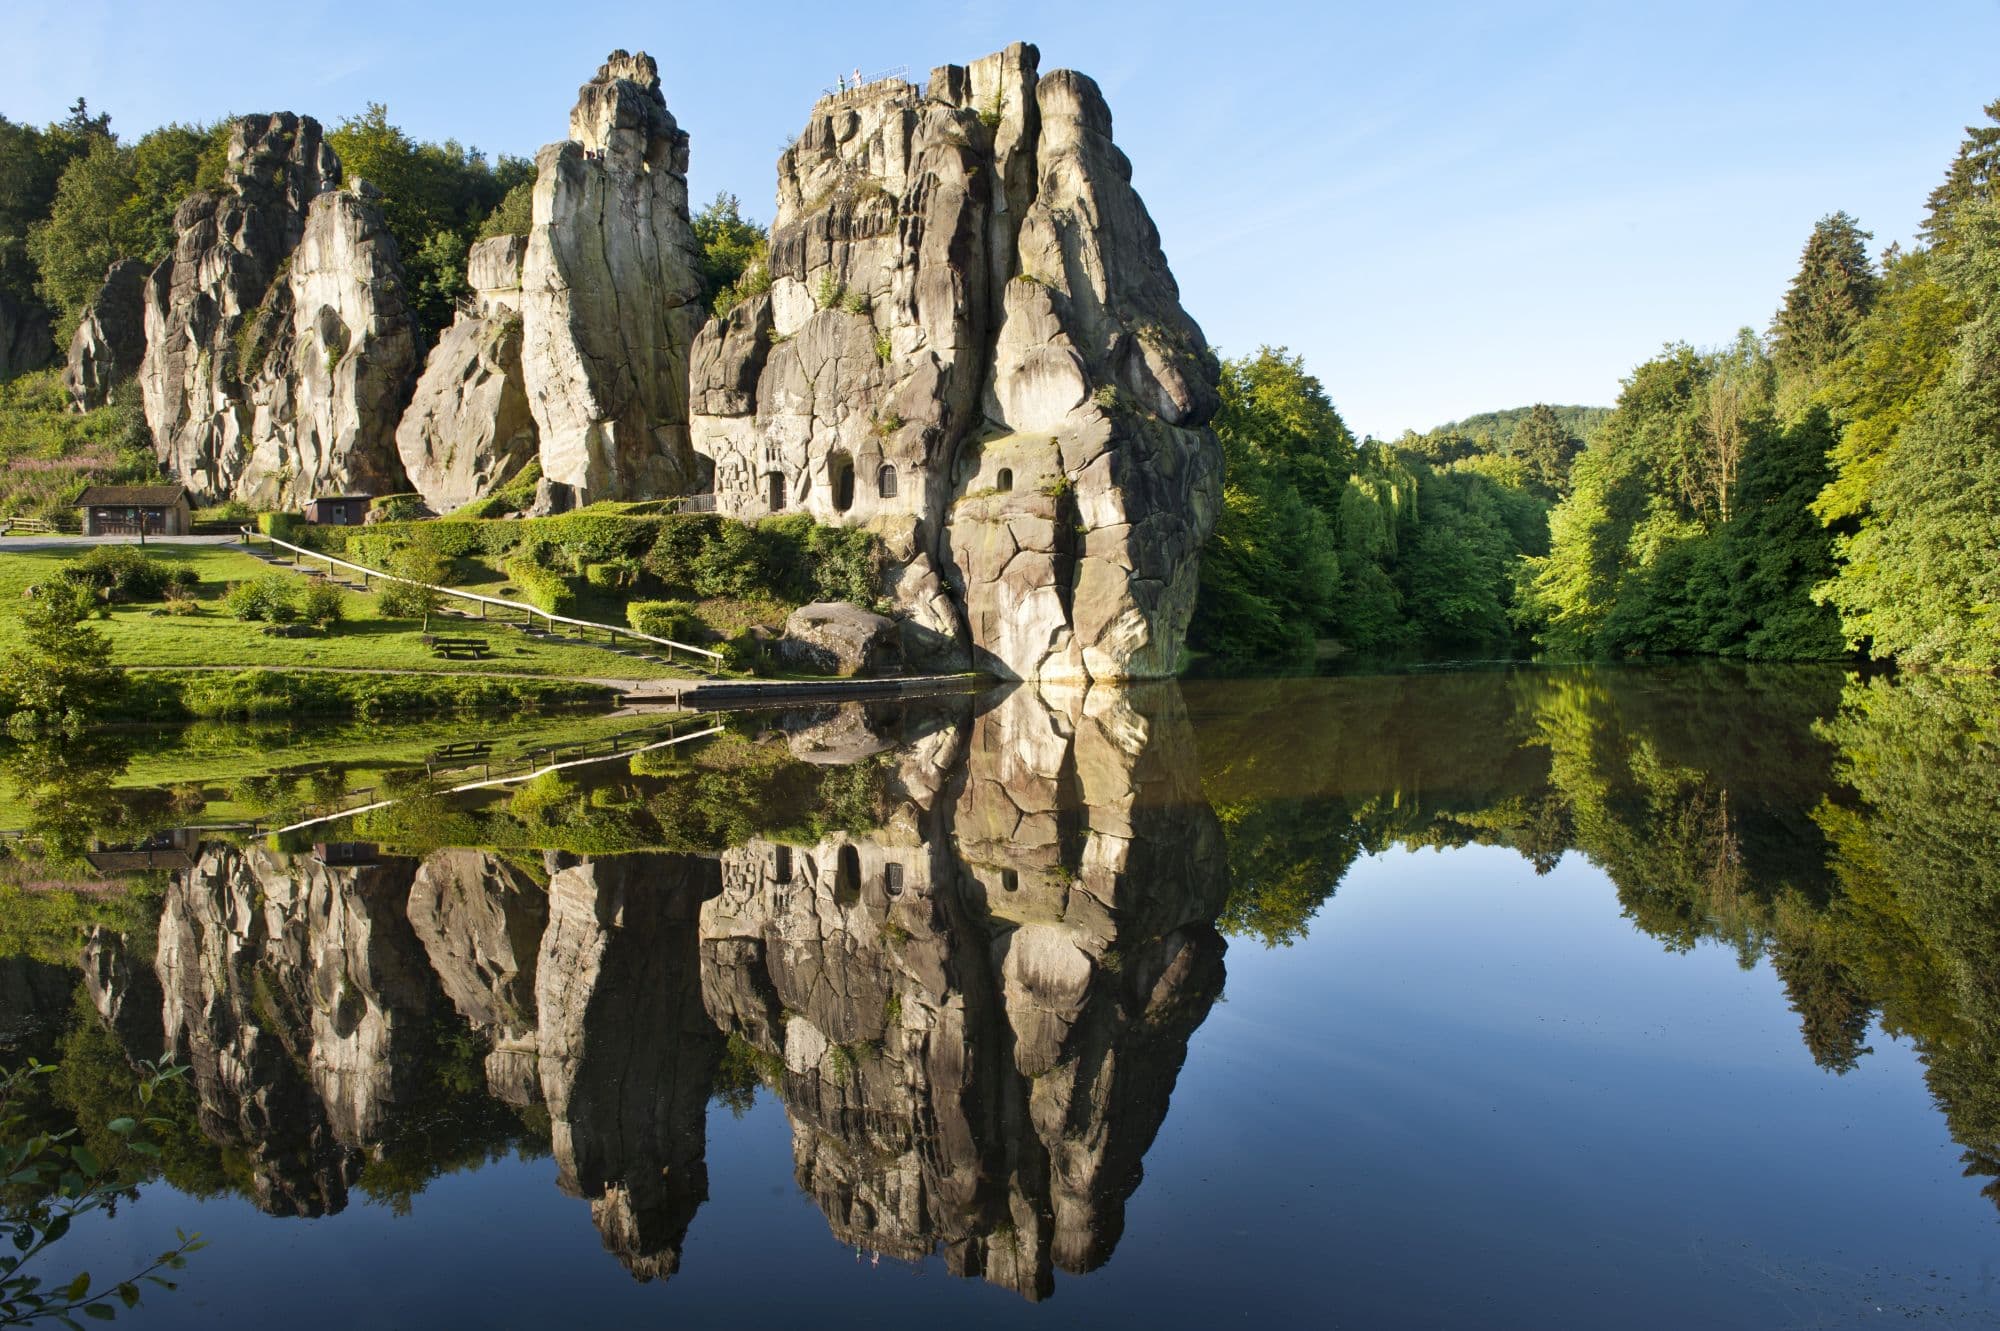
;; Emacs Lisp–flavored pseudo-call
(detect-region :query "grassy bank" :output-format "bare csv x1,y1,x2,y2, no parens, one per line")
0,544,687,681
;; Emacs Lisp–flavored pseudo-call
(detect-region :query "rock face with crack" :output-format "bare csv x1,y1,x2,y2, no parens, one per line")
139,113,342,502
233,180,419,504
64,259,149,409
689,44,1221,681
137,118,418,505
395,235,538,512
520,52,705,506
151,844,439,1216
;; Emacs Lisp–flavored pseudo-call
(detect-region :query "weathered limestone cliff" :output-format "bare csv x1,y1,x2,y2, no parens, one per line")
690,43,1221,680
520,52,705,505
64,259,149,409
137,116,416,505
235,181,418,503
395,235,538,512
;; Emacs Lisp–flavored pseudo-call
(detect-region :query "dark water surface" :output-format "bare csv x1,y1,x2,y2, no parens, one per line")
3,664,1997,1327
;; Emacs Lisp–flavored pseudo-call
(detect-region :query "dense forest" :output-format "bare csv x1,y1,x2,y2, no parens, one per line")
1198,97,2000,673
3,92,1998,674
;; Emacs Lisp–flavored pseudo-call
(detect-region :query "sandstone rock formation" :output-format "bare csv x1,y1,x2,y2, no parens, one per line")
699,681,1228,1298
49,678,1232,1300
536,853,722,1280
64,259,149,409
520,52,704,505
234,180,418,503
406,849,546,1104
689,44,1221,681
777,600,902,677
140,113,342,502
152,844,439,1214
395,234,538,512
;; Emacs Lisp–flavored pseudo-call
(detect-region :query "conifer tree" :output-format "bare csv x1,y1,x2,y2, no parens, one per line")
1771,212,1877,381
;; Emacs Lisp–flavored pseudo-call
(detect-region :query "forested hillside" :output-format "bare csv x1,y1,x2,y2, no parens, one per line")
1515,101,2000,668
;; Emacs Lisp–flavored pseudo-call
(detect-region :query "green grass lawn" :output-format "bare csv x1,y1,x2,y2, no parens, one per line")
0,545,697,680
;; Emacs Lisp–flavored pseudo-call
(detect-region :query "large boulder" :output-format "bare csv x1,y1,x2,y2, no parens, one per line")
395,235,538,512
520,52,704,505
140,113,342,502
64,259,148,408
778,601,902,677
688,44,1221,681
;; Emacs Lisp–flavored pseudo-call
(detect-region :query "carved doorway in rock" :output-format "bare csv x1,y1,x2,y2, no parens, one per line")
830,453,855,512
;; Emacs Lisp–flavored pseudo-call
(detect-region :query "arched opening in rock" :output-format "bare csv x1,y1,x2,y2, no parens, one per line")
835,844,861,905
774,845,792,884
831,453,855,512
883,862,903,896
1000,869,1019,894
767,470,786,511
877,464,898,498
996,467,1014,492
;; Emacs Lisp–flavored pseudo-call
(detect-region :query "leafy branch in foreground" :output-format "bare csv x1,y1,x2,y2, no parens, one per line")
0,1058,205,1326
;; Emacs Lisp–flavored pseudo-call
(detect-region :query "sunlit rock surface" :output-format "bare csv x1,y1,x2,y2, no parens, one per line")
395,235,538,513
520,52,705,505
690,45,1221,680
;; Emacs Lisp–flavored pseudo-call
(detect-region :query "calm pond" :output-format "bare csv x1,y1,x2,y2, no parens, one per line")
1,664,1996,1328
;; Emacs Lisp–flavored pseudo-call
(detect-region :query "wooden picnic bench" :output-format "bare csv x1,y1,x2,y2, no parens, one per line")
430,740,495,762
422,634,491,660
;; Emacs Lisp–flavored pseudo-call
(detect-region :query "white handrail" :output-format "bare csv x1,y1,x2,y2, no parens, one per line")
239,526,726,663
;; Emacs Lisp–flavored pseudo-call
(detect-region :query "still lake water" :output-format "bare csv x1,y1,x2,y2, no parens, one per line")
3,664,1997,1327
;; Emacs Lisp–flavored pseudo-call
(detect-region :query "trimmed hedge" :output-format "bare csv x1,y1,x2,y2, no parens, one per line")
627,599,702,641
504,554,576,615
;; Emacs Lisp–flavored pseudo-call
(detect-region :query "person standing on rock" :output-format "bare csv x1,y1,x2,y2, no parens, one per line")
836,73,846,92
853,67,863,89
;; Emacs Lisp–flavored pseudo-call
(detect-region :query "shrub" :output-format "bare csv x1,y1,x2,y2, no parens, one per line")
504,554,575,615
223,574,299,622
375,581,433,620
628,599,701,642
300,580,346,626
369,494,427,522
58,546,178,602
257,511,305,543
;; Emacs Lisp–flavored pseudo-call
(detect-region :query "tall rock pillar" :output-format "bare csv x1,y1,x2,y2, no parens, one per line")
520,52,705,505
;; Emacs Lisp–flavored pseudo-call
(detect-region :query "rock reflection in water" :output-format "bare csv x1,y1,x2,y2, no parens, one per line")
63,683,1229,1297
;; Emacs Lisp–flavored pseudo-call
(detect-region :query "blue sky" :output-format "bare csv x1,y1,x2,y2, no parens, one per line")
6,0,1997,437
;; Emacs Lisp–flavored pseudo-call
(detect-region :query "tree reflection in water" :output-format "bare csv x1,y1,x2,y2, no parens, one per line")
0,663,1996,1301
